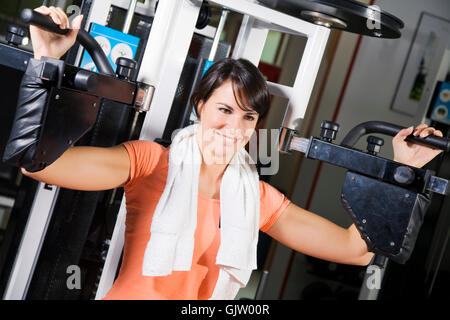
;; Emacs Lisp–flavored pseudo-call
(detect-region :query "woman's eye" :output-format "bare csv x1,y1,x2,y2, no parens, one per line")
218,107,255,121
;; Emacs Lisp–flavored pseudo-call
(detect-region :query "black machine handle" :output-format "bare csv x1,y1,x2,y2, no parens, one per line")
21,8,114,76
341,121,450,152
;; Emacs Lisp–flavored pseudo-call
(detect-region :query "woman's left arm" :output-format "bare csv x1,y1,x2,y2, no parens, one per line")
266,124,445,266
265,203,374,266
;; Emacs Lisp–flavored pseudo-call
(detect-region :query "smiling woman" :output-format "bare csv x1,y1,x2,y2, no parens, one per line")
14,6,446,299
190,58,270,169
191,58,271,127
195,80,261,166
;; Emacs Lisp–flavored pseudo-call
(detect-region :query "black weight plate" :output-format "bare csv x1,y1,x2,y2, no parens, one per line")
258,0,404,38
196,2,212,29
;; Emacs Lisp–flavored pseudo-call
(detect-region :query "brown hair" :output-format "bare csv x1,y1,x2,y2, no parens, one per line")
190,58,270,126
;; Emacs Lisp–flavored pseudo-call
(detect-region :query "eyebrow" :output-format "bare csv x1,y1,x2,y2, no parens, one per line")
218,102,258,115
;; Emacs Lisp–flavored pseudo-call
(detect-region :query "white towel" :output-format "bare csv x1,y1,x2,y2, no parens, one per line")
142,123,260,300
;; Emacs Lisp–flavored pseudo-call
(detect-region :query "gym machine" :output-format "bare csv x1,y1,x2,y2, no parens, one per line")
2,0,448,300
375,80,450,299
279,120,450,299
0,4,154,299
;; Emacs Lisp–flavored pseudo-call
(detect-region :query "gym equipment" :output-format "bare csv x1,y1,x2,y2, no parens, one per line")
3,10,154,173
1,0,416,301
280,120,450,264
258,0,404,38
0,5,153,300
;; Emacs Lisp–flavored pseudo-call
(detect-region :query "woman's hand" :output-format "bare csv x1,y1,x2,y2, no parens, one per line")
30,6,83,60
393,124,444,168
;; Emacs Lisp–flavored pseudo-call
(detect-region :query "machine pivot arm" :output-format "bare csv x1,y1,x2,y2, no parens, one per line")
281,127,450,196
278,120,450,263
21,8,114,75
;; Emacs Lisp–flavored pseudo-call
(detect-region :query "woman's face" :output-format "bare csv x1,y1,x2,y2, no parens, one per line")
196,79,259,165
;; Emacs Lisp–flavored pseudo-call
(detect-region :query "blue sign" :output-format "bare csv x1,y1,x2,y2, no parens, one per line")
430,81,450,125
79,23,140,73
202,60,214,77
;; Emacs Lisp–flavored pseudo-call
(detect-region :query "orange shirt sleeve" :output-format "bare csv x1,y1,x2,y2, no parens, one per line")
121,140,167,187
259,180,291,232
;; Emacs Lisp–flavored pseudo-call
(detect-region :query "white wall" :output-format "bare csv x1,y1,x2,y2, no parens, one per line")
264,0,450,299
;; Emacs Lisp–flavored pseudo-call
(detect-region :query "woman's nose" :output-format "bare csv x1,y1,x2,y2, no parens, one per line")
223,117,249,140
226,114,244,130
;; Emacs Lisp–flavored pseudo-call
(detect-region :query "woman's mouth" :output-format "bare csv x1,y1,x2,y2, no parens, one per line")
215,131,240,145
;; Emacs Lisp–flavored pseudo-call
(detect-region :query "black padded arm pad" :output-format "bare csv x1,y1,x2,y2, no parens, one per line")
392,191,431,264
341,171,431,264
2,58,53,172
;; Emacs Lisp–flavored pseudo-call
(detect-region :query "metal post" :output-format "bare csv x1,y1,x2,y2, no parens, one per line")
3,184,60,300
122,0,138,33
122,0,141,142
231,14,268,66
254,270,269,300
358,255,388,300
208,9,228,61
281,25,329,130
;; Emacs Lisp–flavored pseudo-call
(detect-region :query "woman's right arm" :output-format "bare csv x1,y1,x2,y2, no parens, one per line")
21,7,131,191
22,145,131,191
30,6,83,60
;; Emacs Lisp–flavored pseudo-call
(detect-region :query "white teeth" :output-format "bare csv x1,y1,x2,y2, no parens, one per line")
216,131,238,143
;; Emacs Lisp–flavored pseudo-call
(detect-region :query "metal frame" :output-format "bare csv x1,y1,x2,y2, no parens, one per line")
96,0,329,299
0,43,32,72
2,183,59,299
215,0,330,130
74,0,111,67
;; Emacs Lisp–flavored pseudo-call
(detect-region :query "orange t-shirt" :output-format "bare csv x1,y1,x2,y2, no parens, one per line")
102,140,291,300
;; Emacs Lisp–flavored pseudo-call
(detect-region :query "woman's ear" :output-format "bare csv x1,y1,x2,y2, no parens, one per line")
197,100,205,118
